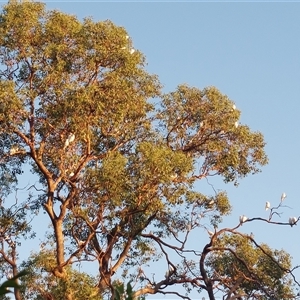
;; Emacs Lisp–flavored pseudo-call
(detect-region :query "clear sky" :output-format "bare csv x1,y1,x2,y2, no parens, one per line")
5,1,300,299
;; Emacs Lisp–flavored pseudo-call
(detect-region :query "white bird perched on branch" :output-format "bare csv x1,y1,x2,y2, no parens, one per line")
165,265,175,279
64,139,69,148
129,48,135,54
234,121,239,128
265,201,270,211
232,104,236,110
64,133,75,149
239,215,247,224
68,133,75,143
289,217,297,227
281,192,286,201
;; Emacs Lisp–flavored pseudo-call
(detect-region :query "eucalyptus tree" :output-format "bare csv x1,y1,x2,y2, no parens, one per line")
0,1,298,300
20,250,101,300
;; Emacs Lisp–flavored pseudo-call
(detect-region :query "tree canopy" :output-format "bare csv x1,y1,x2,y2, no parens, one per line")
0,1,298,300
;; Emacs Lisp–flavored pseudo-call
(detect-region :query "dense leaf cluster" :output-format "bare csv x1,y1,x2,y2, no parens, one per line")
0,2,296,300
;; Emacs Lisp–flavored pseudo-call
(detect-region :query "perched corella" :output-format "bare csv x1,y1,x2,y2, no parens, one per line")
234,121,239,128
64,138,70,148
239,215,248,224
281,192,286,201
232,104,236,110
165,266,174,279
68,133,75,143
64,133,75,149
129,48,135,54
289,217,297,227
265,201,270,211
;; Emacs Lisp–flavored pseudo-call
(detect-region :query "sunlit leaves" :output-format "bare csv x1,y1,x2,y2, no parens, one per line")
0,1,275,300
20,251,101,300
158,85,268,184
206,233,294,298
136,142,193,185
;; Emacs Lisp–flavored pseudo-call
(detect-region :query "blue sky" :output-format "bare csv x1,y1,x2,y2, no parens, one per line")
5,1,300,299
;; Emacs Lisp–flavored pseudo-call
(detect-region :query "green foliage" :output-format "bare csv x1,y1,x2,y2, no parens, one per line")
20,250,101,300
0,2,293,300
206,233,295,298
159,85,268,184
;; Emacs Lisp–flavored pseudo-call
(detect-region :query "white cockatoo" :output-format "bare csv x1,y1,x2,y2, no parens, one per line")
165,265,175,279
169,265,174,273
64,133,75,149
234,121,239,128
232,104,236,110
289,217,297,227
125,35,129,40
239,215,248,224
68,133,75,143
265,201,270,211
281,192,286,201
64,138,70,148
129,48,135,54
